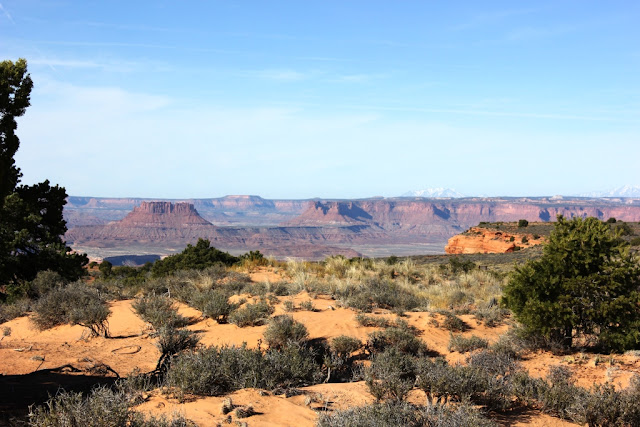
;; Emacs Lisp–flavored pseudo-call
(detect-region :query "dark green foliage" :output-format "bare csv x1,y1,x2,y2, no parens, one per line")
615,221,633,236
27,385,196,426
228,299,274,327
155,325,201,374
606,217,617,223
0,59,87,292
503,215,640,351
317,401,496,427
631,236,640,246
132,294,188,329
99,260,113,277
151,239,238,277
448,334,489,352
518,219,529,228
365,347,416,401
386,255,399,265
367,326,428,356
32,283,110,337
264,315,309,349
165,343,323,395
521,236,529,244
447,257,476,274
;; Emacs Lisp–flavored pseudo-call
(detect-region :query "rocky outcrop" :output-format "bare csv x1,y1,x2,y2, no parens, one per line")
445,227,545,254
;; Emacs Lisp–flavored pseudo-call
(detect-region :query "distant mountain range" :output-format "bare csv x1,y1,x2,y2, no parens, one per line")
401,188,466,198
401,186,640,199
577,185,640,198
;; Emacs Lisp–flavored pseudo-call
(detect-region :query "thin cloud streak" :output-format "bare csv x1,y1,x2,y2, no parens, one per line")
0,2,15,24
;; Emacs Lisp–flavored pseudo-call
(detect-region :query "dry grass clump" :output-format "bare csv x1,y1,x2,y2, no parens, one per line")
448,334,489,353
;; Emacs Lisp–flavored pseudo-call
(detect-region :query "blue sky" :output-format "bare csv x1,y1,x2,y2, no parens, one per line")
1,1,638,199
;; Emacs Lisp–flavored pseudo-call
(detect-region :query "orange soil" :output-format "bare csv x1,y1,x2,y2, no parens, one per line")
2,270,639,426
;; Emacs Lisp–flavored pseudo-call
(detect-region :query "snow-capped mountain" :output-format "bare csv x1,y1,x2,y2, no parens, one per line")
577,185,640,198
401,188,466,198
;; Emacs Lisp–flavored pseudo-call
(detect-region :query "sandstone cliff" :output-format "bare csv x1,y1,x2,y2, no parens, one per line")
445,226,545,254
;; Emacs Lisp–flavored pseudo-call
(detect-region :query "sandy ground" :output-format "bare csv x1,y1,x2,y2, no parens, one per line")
2,269,639,425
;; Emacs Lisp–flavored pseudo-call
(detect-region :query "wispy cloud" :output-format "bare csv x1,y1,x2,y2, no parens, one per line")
250,69,310,81
506,25,575,41
331,73,384,83
452,8,538,31
0,2,15,24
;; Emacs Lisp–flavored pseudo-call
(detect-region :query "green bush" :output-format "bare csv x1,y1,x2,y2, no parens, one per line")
189,289,236,324
448,334,489,353
441,312,469,332
503,215,640,351
27,385,195,426
354,313,392,328
330,335,362,358
318,401,496,427
264,315,309,349
228,299,274,327
28,270,65,298
518,219,529,228
165,343,323,395
365,347,416,401
151,239,238,277
132,295,188,330
32,284,110,337
367,326,428,356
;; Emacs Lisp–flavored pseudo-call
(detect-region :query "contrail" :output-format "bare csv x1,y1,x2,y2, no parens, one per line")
0,3,15,25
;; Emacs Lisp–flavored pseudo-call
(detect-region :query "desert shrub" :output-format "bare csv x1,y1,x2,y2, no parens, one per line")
264,315,309,349
331,335,362,358
416,350,519,411
354,313,392,328
521,236,529,244
365,347,417,401
367,327,428,356
317,401,496,427
580,377,640,426
228,299,274,327
166,343,322,396
518,219,529,228
32,283,110,337
448,334,489,353
299,300,315,311
28,385,195,426
189,289,236,323
447,257,476,274
132,294,188,329
262,343,324,389
283,300,296,312
441,312,469,332
473,306,508,327
631,236,640,246
28,270,65,298
0,298,30,323
340,277,425,313
235,405,255,418
537,365,585,419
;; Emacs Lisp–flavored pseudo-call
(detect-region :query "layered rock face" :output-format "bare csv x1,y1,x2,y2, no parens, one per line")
445,227,545,254
64,196,308,228
65,196,640,259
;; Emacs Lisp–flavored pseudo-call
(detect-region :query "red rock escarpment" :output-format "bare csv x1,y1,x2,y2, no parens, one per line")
445,227,545,254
